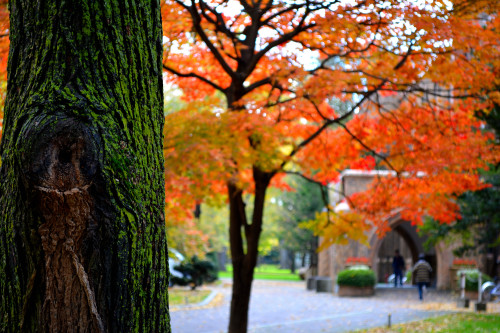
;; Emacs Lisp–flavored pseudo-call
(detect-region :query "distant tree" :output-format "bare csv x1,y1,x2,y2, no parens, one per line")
278,176,324,273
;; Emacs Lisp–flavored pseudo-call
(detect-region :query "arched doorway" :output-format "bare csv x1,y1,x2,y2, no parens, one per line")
371,219,437,285
376,228,416,283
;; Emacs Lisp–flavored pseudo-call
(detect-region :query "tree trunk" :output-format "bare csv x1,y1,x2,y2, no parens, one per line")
310,238,319,276
227,167,272,333
194,203,202,219
290,251,296,274
0,1,170,332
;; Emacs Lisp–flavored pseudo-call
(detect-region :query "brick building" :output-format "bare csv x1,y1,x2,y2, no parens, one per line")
318,170,471,290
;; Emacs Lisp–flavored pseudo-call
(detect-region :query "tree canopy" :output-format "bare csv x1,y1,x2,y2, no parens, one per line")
421,102,500,276
162,0,500,242
278,176,322,255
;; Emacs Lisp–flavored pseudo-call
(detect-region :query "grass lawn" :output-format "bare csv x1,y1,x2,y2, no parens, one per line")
168,289,211,306
357,313,500,332
218,264,300,281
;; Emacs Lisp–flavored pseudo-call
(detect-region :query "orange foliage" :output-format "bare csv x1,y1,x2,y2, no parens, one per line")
162,0,500,246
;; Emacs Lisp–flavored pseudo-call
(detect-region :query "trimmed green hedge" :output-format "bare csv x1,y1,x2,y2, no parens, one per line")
457,269,492,291
337,266,376,287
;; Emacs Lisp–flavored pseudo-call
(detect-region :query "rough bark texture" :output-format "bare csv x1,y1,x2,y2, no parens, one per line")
227,168,272,333
0,1,170,332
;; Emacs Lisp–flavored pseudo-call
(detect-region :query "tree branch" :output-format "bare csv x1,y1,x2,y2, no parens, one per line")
187,0,237,80
336,121,398,172
163,64,224,92
283,88,376,166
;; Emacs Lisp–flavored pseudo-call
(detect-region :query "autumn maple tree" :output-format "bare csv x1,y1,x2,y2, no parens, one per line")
161,1,500,332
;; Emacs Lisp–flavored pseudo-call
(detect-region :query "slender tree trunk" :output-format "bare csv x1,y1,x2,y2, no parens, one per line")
227,167,272,333
194,203,202,219
290,251,296,274
491,246,499,278
0,1,170,332
310,238,319,276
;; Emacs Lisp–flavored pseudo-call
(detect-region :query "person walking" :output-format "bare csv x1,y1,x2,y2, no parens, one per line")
392,249,405,287
413,253,432,300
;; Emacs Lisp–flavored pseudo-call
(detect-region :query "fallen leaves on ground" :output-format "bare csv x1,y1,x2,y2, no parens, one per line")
409,300,500,314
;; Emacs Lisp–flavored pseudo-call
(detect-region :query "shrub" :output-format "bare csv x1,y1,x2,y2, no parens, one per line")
456,269,492,291
337,266,376,287
173,256,218,289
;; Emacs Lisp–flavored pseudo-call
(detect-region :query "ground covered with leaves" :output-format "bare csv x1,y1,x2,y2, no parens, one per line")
357,313,500,332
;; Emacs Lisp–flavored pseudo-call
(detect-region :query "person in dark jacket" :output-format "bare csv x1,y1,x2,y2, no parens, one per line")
413,253,432,300
392,249,405,287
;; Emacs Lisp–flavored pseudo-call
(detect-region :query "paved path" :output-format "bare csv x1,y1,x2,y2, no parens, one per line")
170,280,453,333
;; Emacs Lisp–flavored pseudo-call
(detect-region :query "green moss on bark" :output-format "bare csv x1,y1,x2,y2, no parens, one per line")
0,1,169,332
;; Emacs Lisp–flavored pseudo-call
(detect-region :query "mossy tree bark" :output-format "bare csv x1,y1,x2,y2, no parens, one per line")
0,1,170,332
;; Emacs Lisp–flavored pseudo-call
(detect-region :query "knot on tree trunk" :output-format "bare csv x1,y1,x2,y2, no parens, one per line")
21,117,104,333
